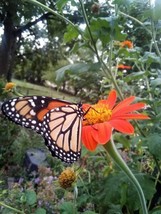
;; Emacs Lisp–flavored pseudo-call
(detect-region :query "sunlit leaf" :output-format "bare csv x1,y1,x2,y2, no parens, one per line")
64,25,79,43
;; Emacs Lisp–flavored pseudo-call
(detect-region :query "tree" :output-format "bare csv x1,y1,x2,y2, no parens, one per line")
0,0,109,82
0,0,59,81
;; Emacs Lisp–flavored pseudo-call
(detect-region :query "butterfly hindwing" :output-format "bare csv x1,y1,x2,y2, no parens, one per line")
42,104,83,163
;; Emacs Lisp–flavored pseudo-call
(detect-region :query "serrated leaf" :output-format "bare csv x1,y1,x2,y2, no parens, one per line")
25,190,37,205
86,18,111,45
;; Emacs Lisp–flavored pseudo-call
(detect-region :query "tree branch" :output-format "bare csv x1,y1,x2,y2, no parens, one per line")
15,12,53,35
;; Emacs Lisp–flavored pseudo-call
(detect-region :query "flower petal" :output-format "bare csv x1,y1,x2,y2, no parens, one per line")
99,90,117,109
92,122,112,144
112,103,146,117
112,113,150,120
82,126,98,151
112,96,135,113
109,119,134,134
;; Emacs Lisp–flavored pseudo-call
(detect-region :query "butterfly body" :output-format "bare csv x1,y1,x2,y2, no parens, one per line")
1,96,84,163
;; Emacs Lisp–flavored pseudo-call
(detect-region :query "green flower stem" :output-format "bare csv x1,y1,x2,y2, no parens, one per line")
13,88,23,96
0,202,24,214
78,0,100,61
104,137,148,214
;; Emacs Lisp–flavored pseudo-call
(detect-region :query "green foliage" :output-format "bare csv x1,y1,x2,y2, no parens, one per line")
64,25,80,43
147,134,161,160
58,202,76,214
34,208,46,214
1,0,161,214
25,190,37,206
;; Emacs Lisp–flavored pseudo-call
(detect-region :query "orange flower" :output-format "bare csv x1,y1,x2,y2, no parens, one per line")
120,40,133,49
82,90,149,151
3,82,16,91
117,64,132,70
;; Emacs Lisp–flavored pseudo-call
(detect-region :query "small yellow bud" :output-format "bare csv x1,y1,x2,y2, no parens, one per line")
4,82,16,91
58,168,76,189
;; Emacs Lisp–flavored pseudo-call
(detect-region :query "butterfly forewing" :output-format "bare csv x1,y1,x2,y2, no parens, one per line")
42,104,84,163
1,96,71,135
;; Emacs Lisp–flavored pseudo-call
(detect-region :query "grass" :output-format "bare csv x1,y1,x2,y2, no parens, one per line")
13,79,79,102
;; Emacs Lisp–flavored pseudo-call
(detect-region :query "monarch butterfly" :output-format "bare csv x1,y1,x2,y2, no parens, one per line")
1,96,84,163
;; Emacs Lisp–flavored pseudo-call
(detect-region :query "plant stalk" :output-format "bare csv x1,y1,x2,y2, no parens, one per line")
104,137,148,214
0,202,24,214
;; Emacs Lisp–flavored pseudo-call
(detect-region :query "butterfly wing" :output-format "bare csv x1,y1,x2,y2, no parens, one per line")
1,96,72,134
42,104,84,163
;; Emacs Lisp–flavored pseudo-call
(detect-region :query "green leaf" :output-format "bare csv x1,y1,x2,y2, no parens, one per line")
99,170,155,212
55,62,100,82
139,52,161,66
64,25,79,43
85,17,126,47
58,202,76,214
147,134,161,160
124,71,147,82
113,0,130,6
149,207,161,214
151,78,161,88
106,204,123,214
56,0,69,11
25,190,37,206
120,182,128,206
34,208,46,214
1,208,15,214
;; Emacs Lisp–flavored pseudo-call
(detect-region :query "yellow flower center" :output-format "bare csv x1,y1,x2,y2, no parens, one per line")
83,103,112,126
